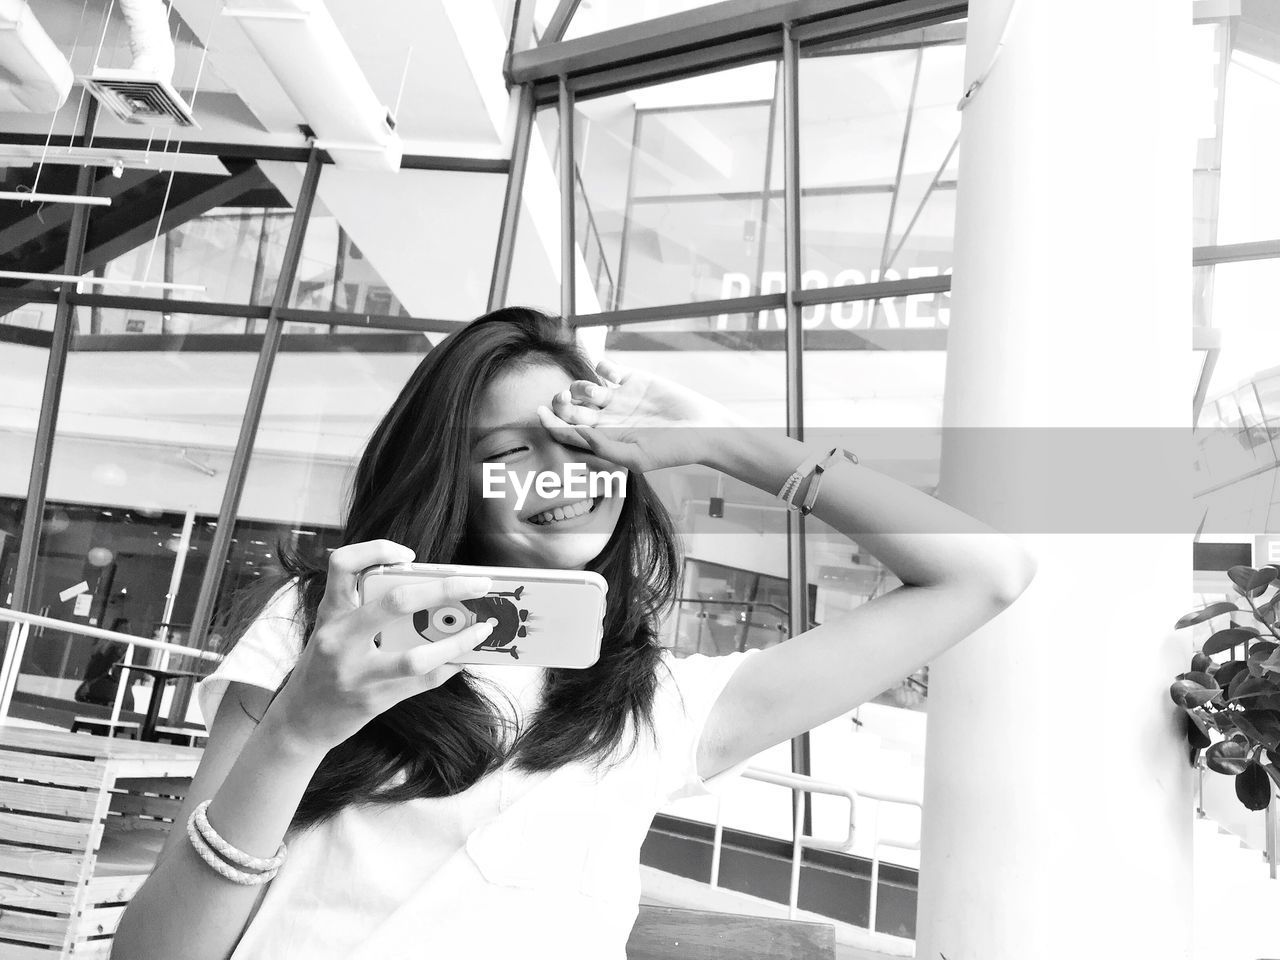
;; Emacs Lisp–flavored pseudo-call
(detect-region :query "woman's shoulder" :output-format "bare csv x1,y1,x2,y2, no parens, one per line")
194,578,308,725
219,578,307,655
653,646,761,711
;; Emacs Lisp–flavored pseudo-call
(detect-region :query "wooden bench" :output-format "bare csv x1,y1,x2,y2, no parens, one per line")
152,724,209,748
0,725,202,959
69,717,141,740
627,905,836,959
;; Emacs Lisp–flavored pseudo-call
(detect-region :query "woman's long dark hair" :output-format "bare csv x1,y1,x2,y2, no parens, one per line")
220,308,682,832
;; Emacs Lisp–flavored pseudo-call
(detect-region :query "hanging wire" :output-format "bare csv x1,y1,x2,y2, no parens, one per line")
140,1,219,285
64,0,112,154
393,44,414,124
956,0,1022,111
31,0,92,196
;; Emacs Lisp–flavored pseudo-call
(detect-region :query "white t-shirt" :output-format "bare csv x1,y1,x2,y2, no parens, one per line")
195,583,760,960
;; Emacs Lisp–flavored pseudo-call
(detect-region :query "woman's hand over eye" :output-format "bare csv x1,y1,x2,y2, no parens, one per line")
537,358,744,473
266,541,496,753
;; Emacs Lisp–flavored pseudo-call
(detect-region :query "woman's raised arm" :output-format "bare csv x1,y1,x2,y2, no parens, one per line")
692,428,1037,777
536,359,1037,778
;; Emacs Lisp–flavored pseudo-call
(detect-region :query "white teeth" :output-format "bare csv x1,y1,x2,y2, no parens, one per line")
528,497,596,525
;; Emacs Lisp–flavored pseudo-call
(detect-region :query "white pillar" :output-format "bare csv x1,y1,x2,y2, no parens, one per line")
916,2,1194,959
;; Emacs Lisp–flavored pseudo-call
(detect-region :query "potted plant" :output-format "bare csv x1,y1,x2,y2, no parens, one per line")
1171,564,1280,812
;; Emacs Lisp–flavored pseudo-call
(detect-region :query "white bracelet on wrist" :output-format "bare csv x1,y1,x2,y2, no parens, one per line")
193,799,287,871
185,799,288,885
186,815,281,885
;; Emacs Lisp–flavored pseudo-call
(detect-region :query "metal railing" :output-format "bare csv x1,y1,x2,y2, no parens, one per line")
0,608,222,731
1196,753,1280,881
710,766,921,932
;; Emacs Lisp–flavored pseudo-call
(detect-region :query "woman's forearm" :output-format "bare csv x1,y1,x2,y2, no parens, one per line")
111,713,328,960
699,428,1035,597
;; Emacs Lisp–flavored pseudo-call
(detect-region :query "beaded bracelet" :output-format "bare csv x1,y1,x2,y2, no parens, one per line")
186,815,281,886
797,447,859,516
193,799,288,872
778,447,859,514
776,449,828,508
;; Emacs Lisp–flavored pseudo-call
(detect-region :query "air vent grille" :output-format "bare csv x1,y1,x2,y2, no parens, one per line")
82,71,197,128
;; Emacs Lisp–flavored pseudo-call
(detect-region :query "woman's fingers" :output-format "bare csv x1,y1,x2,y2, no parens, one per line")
551,388,602,426
367,619,496,684
318,540,417,618
536,404,599,452
342,575,493,641
567,379,612,408
595,358,631,384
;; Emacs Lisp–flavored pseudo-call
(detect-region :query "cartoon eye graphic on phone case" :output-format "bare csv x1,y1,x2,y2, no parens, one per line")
412,586,530,659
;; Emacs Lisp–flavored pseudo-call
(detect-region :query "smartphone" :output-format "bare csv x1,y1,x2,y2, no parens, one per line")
356,562,607,669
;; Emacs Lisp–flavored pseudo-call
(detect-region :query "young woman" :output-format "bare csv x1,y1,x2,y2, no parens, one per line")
113,307,1035,960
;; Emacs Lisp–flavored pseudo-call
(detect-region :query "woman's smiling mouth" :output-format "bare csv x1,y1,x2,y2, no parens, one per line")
525,495,604,526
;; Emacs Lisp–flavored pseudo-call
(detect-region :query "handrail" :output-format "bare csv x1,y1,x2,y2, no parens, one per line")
0,608,222,661
710,765,922,932
0,607,222,728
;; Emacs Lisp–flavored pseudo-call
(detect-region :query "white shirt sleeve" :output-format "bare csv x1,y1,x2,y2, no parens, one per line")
653,647,762,803
194,581,306,727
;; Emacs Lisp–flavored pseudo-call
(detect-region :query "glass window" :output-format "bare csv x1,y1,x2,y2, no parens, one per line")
228,334,429,616
801,331,945,872
287,166,506,321
505,110,563,313
84,165,293,308
800,26,964,292
1198,258,1280,402
574,64,780,313
1197,7,1280,245
594,315,793,836
14,314,256,721
0,302,58,332
0,337,50,605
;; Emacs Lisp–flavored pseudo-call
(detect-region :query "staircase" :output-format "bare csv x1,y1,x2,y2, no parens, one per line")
0,160,280,304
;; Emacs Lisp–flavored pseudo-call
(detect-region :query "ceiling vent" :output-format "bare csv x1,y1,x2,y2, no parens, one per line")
81,0,196,127
82,69,197,127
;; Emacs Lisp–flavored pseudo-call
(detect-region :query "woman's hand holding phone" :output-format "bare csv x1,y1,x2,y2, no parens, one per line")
268,540,496,752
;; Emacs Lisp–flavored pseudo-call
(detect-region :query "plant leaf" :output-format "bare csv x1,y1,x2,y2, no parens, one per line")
1175,601,1242,629
1205,627,1263,656
1228,675,1276,702
1186,712,1212,750
1248,568,1279,596
1206,739,1252,775
1236,762,1273,811
1248,642,1279,664
1229,712,1268,748
1258,598,1280,627
1228,566,1277,598
1214,660,1249,690
1227,565,1258,591
1214,712,1240,735
1242,710,1280,751
1170,680,1221,708
1177,670,1220,689
1265,762,1280,792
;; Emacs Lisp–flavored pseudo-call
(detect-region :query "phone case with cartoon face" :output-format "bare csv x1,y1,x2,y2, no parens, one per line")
356,562,607,669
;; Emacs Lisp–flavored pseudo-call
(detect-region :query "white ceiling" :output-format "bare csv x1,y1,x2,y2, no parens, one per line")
20,0,509,153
